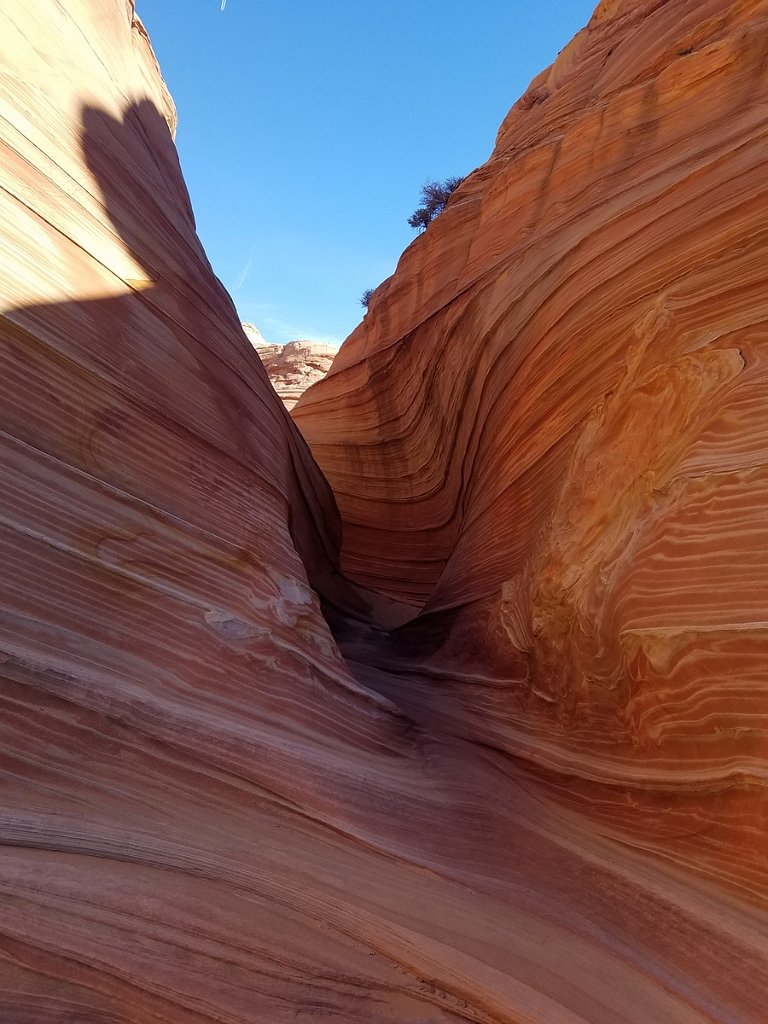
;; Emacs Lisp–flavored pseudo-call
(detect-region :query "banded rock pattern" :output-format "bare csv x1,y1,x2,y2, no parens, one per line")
1,1,767,1024
295,0,768,909
246,332,336,410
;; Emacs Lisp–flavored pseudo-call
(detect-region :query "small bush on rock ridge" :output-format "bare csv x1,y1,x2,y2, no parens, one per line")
408,175,464,230
360,288,374,309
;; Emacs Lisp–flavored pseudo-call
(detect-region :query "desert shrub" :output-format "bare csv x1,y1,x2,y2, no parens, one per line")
360,288,374,308
408,175,464,230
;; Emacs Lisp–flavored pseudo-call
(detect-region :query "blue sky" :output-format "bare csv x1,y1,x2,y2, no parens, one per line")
137,1,596,346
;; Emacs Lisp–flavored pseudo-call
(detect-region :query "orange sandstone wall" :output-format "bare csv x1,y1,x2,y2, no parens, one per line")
2,2,768,1023
295,0,768,904
0,3,486,1020
297,0,768,607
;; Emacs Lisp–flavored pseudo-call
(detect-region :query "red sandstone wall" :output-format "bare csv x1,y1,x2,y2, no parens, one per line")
295,0,768,909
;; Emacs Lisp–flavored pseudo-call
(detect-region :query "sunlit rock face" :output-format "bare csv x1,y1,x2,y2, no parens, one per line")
2,2,768,1024
241,320,267,347
247,333,336,409
295,0,768,905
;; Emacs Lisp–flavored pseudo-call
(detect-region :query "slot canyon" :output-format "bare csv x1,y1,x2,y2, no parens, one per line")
0,1,767,1021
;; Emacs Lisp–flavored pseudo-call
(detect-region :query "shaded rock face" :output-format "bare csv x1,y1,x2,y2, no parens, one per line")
246,332,336,409
0,4,767,1024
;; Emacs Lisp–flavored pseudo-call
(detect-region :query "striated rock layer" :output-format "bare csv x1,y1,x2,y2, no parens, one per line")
295,0,768,912
246,332,336,410
1,2,767,1024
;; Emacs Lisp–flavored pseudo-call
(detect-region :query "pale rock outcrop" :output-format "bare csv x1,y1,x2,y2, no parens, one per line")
254,338,336,409
242,324,335,408
241,320,267,347
1,1,767,1023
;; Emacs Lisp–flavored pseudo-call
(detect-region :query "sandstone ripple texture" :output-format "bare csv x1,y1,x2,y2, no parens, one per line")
1,1,768,1023
295,0,768,910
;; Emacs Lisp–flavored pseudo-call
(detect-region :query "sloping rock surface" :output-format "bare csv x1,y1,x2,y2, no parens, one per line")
295,0,768,908
1,2,767,1023
241,321,268,347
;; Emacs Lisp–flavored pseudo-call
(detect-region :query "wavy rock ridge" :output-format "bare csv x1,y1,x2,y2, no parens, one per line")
295,0,768,906
1,1,767,1023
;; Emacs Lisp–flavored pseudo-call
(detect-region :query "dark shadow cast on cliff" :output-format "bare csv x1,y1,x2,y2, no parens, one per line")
1,98,371,627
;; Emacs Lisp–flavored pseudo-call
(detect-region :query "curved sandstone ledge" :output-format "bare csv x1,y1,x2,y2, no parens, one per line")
294,0,768,916
1,1,767,1022
295,0,768,608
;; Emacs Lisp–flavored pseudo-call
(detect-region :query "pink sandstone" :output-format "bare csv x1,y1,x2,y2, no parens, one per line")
0,1,766,1022
295,0,768,921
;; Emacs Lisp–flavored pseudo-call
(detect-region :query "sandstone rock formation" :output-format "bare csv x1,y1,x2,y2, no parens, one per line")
1,2,767,1024
296,0,768,965
247,334,336,409
241,321,267,347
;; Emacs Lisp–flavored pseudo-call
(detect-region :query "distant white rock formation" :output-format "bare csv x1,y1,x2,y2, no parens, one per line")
243,324,335,410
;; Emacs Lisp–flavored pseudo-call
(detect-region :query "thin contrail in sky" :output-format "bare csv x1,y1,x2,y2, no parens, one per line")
221,0,227,9
235,251,256,291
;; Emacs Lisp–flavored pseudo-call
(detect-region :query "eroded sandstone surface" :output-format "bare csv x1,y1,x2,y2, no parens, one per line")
295,0,768,910
244,328,336,409
1,1,767,1023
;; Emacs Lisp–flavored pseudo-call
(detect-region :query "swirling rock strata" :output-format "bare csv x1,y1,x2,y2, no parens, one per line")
295,0,768,908
1,1,767,1023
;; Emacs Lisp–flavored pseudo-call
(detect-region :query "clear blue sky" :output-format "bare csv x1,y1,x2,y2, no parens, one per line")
137,1,596,346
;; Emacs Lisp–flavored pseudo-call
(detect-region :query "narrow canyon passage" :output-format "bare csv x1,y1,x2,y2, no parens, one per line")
0,1,767,1022
294,0,768,912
